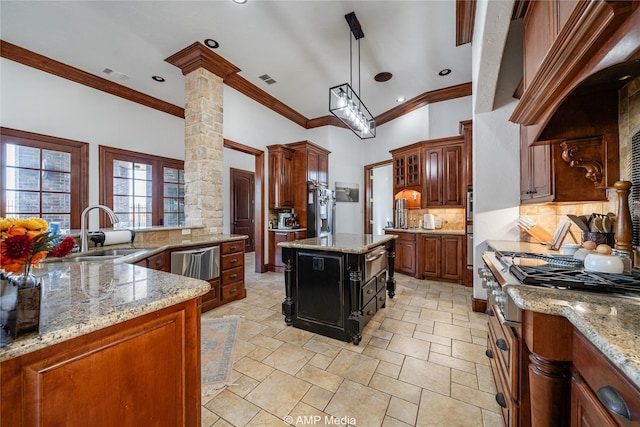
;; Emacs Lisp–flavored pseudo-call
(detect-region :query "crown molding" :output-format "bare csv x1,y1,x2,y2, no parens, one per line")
165,42,240,79
0,40,185,119
456,0,476,46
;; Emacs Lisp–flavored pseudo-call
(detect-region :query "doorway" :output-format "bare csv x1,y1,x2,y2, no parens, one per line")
364,160,393,234
231,168,255,252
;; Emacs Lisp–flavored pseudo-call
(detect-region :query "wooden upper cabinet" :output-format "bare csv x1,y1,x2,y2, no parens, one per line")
287,140,330,186
390,146,421,192
423,140,464,208
267,145,295,209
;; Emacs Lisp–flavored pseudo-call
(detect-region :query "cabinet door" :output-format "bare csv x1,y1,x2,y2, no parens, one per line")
318,153,329,185
282,152,294,206
441,235,463,280
443,145,462,206
424,148,443,206
530,144,553,200
421,235,441,278
294,230,307,240
394,156,406,188
307,150,319,183
273,232,289,267
406,152,420,187
571,374,617,427
395,239,416,276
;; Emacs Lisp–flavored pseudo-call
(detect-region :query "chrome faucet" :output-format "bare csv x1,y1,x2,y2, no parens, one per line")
80,205,119,252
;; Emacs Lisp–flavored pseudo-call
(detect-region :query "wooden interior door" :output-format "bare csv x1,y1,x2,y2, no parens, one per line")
231,168,255,253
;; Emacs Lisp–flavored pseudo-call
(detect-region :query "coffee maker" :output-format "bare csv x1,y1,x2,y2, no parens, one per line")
394,198,408,229
278,212,292,229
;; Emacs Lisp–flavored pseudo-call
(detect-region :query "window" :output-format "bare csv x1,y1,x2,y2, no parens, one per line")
1,127,88,229
99,146,184,228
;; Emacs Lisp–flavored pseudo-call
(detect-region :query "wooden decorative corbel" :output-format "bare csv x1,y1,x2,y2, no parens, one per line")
560,139,604,184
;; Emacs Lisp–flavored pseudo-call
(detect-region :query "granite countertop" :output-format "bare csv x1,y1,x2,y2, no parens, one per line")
486,240,640,389
278,233,398,254
269,228,307,233
2,234,248,361
384,227,465,236
0,262,211,362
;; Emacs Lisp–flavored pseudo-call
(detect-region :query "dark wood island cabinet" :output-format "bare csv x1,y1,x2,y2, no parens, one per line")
279,234,397,345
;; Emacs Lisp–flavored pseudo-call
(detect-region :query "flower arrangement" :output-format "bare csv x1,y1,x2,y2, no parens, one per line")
0,217,76,275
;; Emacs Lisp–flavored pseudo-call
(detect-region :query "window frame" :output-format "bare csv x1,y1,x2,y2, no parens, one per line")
99,145,184,228
0,127,89,229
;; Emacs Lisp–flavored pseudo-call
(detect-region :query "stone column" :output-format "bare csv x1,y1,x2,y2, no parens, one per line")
165,42,241,234
183,68,224,233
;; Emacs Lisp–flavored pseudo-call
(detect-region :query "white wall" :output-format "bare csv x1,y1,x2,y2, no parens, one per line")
372,165,393,235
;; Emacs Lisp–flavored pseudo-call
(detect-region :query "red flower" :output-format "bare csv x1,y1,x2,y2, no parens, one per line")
49,236,76,258
2,234,34,260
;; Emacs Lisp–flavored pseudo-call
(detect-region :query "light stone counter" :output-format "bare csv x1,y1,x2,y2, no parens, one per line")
384,227,465,236
486,240,640,389
278,233,397,254
0,262,210,362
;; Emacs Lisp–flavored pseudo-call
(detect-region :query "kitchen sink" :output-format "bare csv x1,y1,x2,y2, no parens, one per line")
55,248,149,263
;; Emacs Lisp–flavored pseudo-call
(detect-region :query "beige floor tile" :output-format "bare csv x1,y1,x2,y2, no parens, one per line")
288,402,330,426
211,418,234,427
296,364,344,392
234,357,275,382
399,356,451,396
412,329,451,346
382,416,413,427
416,389,484,427
236,318,270,341
307,352,335,370
387,334,431,360
452,368,479,389
371,328,394,341
369,373,422,404
325,379,390,427
381,307,406,320
387,396,418,425
327,349,379,385
205,389,261,426
249,334,284,352
482,408,506,427
246,346,274,362
451,382,502,413
476,363,497,394
262,342,316,375
452,340,491,365
232,340,258,362
302,339,341,358
246,410,286,426
369,336,391,349
433,322,472,342
379,317,416,337
273,326,315,347
301,385,335,411
375,360,402,379
428,351,476,374
414,321,435,334
226,371,260,398
201,407,219,427
363,345,407,366
245,370,312,419
430,342,451,356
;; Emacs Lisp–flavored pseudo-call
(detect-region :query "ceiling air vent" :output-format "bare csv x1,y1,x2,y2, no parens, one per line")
259,74,277,85
102,67,129,81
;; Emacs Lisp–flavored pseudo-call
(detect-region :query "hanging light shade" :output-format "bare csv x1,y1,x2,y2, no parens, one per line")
328,12,376,140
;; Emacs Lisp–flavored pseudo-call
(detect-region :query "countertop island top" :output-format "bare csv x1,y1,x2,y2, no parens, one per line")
486,240,640,389
278,233,397,254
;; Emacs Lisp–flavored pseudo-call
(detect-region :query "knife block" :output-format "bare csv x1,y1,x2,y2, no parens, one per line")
582,232,614,247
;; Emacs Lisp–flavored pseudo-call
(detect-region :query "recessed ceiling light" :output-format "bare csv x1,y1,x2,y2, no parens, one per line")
152,76,165,82
233,0,247,3
619,74,632,81
396,97,406,103
204,39,220,49
438,69,452,76
374,72,393,82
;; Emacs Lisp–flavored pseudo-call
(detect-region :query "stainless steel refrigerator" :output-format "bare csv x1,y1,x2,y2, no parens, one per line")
307,182,336,238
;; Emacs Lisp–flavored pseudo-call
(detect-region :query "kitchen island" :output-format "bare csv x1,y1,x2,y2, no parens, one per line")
1,261,210,426
279,233,397,344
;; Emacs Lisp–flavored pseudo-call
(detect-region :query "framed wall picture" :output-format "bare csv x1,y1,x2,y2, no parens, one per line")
335,182,359,203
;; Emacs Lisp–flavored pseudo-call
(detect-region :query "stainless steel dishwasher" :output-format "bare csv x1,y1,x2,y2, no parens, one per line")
170,246,220,280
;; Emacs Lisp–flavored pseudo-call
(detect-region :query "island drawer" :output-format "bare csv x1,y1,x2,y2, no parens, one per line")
361,296,377,325
222,266,244,285
572,330,640,425
221,241,243,255
221,282,243,300
488,306,518,395
362,277,377,305
222,253,244,270
376,271,386,292
376,289,386,310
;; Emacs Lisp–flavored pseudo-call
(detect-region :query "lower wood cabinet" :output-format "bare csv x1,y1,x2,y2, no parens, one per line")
393,232,417,277
269,229,307,272
420,234,463,281
1,299,202,426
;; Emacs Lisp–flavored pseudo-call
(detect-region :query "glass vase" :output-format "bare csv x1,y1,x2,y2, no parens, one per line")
3,263,41,339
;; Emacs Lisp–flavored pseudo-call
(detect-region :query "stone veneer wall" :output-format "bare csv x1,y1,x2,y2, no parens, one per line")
183,68,224,234
519,76,640,250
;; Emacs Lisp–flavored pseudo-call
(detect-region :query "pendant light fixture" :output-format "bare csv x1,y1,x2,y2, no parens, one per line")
329,12,376,139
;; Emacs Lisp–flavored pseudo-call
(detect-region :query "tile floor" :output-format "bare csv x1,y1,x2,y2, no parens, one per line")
201,253,504,427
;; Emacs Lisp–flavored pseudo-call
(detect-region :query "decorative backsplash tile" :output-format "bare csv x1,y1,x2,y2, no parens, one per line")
408,208,465,231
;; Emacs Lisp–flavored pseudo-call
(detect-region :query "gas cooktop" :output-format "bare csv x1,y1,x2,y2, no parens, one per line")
496,251,640,297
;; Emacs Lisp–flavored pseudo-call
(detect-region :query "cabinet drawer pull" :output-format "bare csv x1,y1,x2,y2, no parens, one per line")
230,273,238,279
230,245,237,251
496,339,508,351
155,259,163,266
485,349,494,359
366,310,374,315
597,386,631,420
230,258,238,263
495,392,507,408
367,288,374,294
229,288,237,294
486,308,494,317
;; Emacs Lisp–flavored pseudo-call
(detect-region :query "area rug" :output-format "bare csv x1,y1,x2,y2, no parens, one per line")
201,316,239,395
